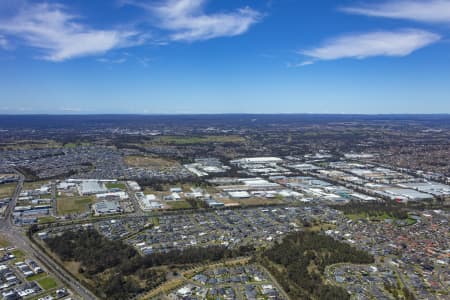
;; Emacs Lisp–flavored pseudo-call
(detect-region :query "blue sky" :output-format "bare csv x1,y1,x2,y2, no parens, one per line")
0,0,449,114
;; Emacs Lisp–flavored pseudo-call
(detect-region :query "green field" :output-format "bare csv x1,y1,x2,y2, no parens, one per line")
105,182,127,190
0,183,16,199
63,141,91,148
26,272,47,282
168,201,192,210
37,277,58,290
38,216,57,224
12,249,25,260
0,236,10,247
23,180,49,190
57,196,94,215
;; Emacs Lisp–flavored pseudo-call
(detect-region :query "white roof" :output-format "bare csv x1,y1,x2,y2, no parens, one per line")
145,194,156,201
96,191,129,200
78,181,107,194
228,191,250,198
238,157,282,163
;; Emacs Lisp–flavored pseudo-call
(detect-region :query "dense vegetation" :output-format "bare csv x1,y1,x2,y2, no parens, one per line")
260,231,374,300
45,229,137,275
185,197,209,209
45,229,255,299
384,281,417,300
331,201,409,219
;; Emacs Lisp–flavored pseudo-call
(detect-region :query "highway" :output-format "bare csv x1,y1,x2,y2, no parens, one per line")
0,171,98,300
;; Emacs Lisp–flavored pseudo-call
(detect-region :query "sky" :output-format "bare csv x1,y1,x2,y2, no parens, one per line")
0,0,450,114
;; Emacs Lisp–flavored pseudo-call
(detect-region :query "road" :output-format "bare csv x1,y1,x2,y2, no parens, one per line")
0,171,98,300
126,181,145,217
51,180,57,216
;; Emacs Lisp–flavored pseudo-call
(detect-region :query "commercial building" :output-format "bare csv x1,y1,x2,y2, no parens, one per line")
93,200,121,215
77,181,108,195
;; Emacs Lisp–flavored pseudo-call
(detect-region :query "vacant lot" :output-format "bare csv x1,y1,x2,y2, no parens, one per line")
57,196,94,215
124,155,179,168
23,180,49,190
0,183,16,199
37,276,58,290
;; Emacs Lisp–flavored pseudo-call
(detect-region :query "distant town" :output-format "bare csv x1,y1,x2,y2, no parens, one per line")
0,114,449,300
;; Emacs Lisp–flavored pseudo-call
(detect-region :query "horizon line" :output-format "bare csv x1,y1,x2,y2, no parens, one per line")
1,113,450,116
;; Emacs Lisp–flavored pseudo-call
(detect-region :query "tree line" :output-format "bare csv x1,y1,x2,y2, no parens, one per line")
331,201,409,219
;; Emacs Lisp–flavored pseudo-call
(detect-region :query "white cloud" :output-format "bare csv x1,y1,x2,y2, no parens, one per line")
286,60,314,68
125,0,261,42
0,2,145,61
341,0,450,24
0,35,7,49
301,29,440,63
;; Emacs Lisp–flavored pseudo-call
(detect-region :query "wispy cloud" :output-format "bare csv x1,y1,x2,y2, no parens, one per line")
286,60,314,68
301,29,440,63
0,2,145,61
97,57,128,64
124,0,262,42
0,35,8,49
341,0,450,24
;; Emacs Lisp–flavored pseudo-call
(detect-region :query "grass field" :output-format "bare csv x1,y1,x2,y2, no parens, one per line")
168,201,192,210
124,155,179,168
37,277,58,290
38,216,57,224
23,180,49,190
0,183,16,199
152,135,246,145
105,182,127,190
12,249,25,260
0,236,10,247
26,272,47,282
57,196,94,215
63,142,91,148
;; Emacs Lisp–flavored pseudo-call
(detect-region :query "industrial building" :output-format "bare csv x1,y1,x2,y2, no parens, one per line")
77,181,108,196
93,200,121,215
